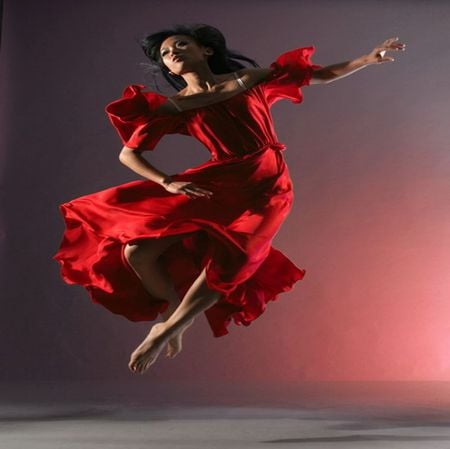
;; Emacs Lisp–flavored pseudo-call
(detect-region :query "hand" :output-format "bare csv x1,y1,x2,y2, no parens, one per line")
162,179,214,199
366,37,406,65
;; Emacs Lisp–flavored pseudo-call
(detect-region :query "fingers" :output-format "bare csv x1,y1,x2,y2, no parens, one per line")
167,180,214,199
383,37,399,46
382,36,406,51
372,37,406,64
181,184,214,199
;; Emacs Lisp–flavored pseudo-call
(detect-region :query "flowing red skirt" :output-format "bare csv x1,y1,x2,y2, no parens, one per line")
53,146,306,337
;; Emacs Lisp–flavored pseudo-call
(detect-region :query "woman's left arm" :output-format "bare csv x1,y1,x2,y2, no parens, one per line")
311,37,406,85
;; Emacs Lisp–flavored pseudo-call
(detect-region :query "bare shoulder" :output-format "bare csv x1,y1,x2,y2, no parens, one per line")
235,67,275,89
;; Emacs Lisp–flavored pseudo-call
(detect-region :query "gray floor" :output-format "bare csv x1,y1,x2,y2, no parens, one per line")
1,382,450,449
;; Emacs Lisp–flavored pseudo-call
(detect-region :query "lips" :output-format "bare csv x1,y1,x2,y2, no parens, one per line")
172,56,184,62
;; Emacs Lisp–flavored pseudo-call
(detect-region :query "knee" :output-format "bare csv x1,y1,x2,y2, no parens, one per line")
124,242,158,267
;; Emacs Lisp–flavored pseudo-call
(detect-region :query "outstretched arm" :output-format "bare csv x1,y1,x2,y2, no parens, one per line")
310,37,406,85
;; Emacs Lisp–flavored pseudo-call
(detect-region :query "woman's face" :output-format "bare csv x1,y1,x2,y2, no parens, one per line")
160,34,212,74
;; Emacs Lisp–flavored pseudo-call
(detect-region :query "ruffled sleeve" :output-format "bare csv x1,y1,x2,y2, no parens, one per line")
105,84,183,153
262,46,323,107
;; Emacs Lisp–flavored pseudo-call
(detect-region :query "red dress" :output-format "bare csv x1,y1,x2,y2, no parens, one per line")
53,46,322,337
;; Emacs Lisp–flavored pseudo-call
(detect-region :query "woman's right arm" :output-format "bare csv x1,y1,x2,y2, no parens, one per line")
119,146,172,185
119,146,214,199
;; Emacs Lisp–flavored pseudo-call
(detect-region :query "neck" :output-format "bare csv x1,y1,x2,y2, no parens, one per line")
180,67,221,94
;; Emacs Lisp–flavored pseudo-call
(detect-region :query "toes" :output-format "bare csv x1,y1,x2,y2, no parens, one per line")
141,359,152,373
130,356,154,373
129,358,141,373
129,362,137,373
166,347,178,358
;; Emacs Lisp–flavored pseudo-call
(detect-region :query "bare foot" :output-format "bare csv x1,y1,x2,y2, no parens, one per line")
128,322,169,374
166,319,195,359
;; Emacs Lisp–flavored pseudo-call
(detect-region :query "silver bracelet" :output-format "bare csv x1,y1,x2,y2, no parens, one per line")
161,175,173,186
233,72,248,90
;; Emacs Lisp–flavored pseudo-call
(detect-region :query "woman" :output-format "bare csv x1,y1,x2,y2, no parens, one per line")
53,24,405,374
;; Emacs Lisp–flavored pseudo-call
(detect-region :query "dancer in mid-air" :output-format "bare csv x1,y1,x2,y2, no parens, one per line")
53,24,405,374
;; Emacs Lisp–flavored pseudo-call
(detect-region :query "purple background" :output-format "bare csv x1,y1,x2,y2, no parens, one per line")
0,0,449,403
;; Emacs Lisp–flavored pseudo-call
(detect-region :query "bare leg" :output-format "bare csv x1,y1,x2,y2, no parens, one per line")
124,233,197,358
129,266,223,374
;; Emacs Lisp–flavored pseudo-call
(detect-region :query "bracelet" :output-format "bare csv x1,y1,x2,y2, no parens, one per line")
233,71,248,90
161,176,173,186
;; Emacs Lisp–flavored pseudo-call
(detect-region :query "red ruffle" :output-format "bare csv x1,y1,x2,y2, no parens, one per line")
263,46,323,106
104,85,177,152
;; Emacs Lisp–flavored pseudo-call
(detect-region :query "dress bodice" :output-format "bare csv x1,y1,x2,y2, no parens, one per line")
170,83,283,160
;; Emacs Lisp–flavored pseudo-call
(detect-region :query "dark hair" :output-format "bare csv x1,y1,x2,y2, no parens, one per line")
137,23,260,92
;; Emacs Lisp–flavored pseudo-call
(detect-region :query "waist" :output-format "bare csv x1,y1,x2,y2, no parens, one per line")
179,141,289,181
240,141,287,157
210,141,287,162
258,142,287,152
